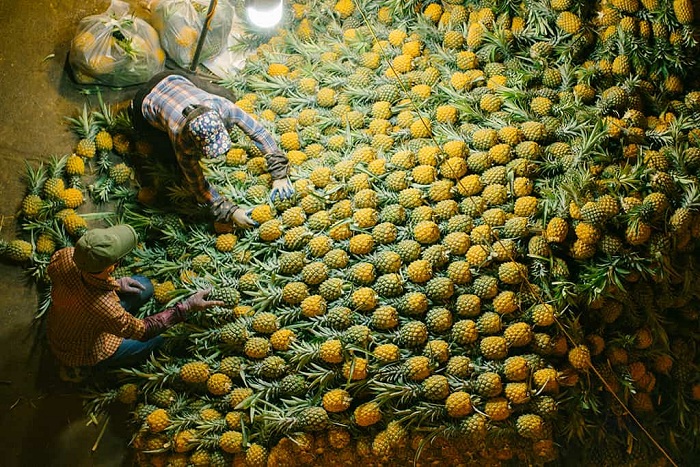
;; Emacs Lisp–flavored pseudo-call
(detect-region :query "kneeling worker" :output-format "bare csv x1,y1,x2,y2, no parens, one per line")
130,71,295,228
47,224,224,370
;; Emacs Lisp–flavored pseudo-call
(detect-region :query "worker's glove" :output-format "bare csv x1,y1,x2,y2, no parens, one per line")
117,277,146,294
270,178,294,202
180,289,225,313
210,197,238,224
232,208,258,229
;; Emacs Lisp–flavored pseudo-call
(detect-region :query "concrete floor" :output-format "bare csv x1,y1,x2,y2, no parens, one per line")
0,1,136,465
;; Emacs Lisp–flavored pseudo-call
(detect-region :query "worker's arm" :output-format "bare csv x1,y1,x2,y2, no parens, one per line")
101,290,225,341
211,99,290,180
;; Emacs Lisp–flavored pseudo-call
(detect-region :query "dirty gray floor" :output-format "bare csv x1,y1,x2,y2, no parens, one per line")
0,0,136,465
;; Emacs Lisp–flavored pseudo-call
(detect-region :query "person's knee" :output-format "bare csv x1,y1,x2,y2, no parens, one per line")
149,335,165,351
132,275,154,301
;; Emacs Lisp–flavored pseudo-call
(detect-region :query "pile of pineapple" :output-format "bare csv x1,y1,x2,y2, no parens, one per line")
7,0,700,465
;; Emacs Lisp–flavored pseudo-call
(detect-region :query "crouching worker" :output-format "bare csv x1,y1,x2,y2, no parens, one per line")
130,71,295,229
47,224,224,375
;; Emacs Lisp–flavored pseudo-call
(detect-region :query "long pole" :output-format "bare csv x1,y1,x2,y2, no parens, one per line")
190,0,219,72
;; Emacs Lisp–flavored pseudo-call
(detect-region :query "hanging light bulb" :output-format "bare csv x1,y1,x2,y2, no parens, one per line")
245,0,284,29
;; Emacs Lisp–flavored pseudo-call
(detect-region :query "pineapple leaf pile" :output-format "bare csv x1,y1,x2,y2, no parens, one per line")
8,0,700,465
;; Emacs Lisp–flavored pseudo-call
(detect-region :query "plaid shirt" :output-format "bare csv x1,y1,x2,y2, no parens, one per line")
141,74,289,205
46,248,145,367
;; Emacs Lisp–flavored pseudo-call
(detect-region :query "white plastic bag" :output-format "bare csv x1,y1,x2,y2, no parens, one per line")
150,0,234,69
69,0,166,86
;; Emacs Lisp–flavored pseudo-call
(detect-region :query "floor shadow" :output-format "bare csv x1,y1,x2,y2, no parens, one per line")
14,323,133,467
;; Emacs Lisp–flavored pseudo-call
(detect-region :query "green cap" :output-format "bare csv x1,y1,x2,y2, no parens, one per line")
73,225,138,273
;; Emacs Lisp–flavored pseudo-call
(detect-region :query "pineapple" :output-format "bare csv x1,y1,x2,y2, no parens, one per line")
322,389,352,413
459,413,487,442
146,408,170,433
215,233,237,252
451,319,479,345
67,105,97,159
244,337,271,359
445,391,473,418
354,402,382,427
35,233,56,256
399,321,429,347
207,373,233,396
300,294,327,317
246,444,268,466
516,414,546,439
673,0,694,24
546,217,569,243
210,286,240,307
422,375,450,401
219,431,243,453
63,213,87,238
556,12,581,35
95,129,112,152
65,154,85,176
567,345,591,371
3,239,33,262
43,177,65,200
317,87,337,107
484,397,512,421
21,194,43,219
480,336,509,360
109,163,131,184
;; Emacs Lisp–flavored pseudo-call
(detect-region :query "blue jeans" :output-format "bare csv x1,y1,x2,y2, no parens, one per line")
97,275,164,369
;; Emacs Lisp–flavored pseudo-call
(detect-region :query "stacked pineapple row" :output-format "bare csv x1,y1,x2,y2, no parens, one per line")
8,0,700,465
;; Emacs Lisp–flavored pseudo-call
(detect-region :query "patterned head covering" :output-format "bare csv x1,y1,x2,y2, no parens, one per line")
184,107,232,158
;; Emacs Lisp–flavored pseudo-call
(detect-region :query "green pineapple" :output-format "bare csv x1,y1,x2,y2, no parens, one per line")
211,287,240,307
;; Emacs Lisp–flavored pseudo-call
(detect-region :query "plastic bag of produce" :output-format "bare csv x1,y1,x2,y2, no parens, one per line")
150,0,234,69
69,0,165,87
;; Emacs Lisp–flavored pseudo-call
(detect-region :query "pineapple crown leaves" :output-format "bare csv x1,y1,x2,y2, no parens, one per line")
478,23,518,63
522,1,559,38
256,398,307,434
678,182,700,210
368,379,421,407
46,154,69,179
246,74,296,97
578,253,653,303
94,90,115,130
246,284,282,314
65,104,98,140
109,185,139,209
298,362,341,391
285,340,321,371
384,0,421,18
217,73,249,101
246,375,287,402
23,160,48,195
88,176,116,205
570,118,610,161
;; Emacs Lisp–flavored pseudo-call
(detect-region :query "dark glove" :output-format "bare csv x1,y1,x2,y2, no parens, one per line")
210,197,239,224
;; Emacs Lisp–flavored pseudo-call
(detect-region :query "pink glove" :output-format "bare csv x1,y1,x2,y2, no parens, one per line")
180,289,226,313
117,277,147,294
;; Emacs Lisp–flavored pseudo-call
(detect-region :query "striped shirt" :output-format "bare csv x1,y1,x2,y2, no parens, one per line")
46,248,145,367
141,74,289,205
